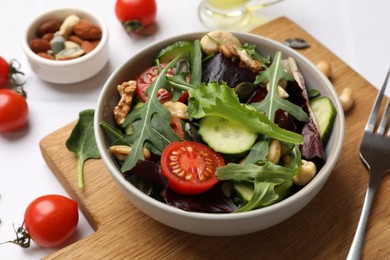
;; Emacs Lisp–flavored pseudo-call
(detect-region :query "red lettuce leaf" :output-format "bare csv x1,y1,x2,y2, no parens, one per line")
164,184,238,213
284,57,325,166
124,160,169,188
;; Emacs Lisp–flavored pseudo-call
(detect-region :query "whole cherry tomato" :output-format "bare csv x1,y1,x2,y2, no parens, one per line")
160,141,225,195
0,56,25,87
0,56,10,86
115,0,157,34
23,195,79,248
0,89,28,132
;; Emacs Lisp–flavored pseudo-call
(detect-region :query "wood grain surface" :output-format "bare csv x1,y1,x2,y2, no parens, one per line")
39,17,389,259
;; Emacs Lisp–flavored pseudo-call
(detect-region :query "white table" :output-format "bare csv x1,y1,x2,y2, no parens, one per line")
1,0,389,258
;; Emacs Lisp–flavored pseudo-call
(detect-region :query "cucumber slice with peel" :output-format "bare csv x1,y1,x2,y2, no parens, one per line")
157,41,193,63
198,116,258,154
310,96,337,144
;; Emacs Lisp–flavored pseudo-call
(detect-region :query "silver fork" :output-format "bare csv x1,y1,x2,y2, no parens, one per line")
347,68,390,260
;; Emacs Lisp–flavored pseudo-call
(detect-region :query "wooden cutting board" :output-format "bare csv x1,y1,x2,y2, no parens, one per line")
40,17,389,259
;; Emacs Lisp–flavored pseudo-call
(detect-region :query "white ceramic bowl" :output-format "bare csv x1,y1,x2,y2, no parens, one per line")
22,7,109,84
94,32,345,236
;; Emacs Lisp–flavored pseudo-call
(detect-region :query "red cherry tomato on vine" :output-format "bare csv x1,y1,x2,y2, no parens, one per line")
0,56,10,86
136,64,189,103
160,141,225,195
0,56,25,87
115,0,157,33
24,195,79,248
0,89,28,132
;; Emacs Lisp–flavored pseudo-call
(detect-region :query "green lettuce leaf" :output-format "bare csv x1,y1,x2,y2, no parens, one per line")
187,82,303,144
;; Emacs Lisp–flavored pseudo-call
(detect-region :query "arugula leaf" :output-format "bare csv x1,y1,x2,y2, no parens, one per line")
244,138,270,164
187,82,303,144
189,40,202,86
100,120,124,141
216,162,295,211
252,51,309,123
120,54,190,173
66,109,100,189
242,43,271,65
168,71,193,92
216,144,301,211
237,181,282,211
167,39,202,93
216,161,297,183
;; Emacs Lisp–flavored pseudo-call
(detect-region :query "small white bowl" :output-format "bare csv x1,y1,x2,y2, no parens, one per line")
21,7,109,84
95,32,345,236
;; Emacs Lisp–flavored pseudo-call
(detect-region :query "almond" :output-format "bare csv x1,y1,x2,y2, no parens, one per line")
30,38,51,53
37,52,55,60
69,35,84,45
81,41,95,54
73,19,102,41
41,33,54,42
36,19,62,37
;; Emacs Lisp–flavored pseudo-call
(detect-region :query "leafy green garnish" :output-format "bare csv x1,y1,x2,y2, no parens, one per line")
167,40,202,96
216,143,301,212
66,109,100,189
242,43,271,65
187,82,303,144
189,40,202,86
252,51,310,123
244,137,270,164
120,53,192,173
218,162,297,183
100,120,124,141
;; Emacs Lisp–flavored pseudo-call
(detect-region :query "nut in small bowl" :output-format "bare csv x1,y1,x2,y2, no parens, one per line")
22,7,109,84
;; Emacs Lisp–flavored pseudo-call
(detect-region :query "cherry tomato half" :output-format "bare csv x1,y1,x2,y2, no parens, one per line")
24,195,79,248
136,64,188,103
160,141,225,195
115,0,157,33
0,89,28,132
136,64,174,103
0,56,10,86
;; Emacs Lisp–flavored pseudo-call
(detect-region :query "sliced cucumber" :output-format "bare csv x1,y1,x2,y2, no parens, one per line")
310,96,337,144
198,116,257,154
157,41,193,63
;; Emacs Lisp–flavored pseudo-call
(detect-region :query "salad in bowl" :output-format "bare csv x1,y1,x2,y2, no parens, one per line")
94,31,344,235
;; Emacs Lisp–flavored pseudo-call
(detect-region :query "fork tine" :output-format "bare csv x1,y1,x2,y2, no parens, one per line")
365,67,390,133
377,98,389,135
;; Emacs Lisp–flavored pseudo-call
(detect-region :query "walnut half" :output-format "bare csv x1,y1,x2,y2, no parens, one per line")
113,80,137,125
